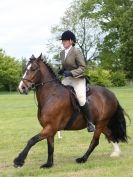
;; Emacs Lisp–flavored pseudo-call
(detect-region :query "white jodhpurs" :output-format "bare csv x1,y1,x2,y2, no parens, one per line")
62,77,86,106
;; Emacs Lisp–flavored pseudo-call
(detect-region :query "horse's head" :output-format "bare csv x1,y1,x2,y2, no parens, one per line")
18,54,42,94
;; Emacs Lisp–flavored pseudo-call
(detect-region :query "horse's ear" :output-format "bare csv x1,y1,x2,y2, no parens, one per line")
37,53,42,60
30,54,36,60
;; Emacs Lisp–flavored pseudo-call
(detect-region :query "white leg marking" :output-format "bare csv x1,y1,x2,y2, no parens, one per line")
18,80,24,92
57,131,62,139
110,141,121,157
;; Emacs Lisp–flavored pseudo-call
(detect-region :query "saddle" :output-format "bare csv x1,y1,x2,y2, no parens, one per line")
66,84,91,111
65,85,91,129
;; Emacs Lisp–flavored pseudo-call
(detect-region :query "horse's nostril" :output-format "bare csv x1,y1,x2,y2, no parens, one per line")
22,86,26,90
31,84,35,88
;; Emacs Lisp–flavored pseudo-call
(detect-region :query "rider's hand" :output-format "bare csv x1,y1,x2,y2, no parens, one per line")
63,70,73,77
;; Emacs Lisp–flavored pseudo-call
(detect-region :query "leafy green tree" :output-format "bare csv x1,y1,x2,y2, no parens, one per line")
21,57,28,73
47,0,101,63
0,49,22,91
118,4,133,78
82,0,133,78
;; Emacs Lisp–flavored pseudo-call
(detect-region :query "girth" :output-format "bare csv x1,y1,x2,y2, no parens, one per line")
65,111,79,130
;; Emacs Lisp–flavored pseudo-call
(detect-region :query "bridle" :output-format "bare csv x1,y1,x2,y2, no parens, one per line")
33,79,58,88
21,78,58,90
21,62,57,90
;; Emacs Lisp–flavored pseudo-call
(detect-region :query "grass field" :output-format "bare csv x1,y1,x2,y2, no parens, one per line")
0,86,133,177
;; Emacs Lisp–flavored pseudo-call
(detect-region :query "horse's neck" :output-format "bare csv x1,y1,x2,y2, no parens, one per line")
40,63,53,82
36,62,59,106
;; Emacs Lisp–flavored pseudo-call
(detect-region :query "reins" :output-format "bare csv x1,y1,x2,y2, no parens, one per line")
34,79,58,89
22,77,58,89
22,78,58,107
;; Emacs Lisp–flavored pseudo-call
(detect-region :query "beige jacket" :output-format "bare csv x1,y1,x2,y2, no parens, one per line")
60,46,86,78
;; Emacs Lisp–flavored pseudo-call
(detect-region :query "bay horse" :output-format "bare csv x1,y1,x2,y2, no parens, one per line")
14,54,128,168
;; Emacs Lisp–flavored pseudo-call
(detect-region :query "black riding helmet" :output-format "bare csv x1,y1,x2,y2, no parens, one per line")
60,30,76,45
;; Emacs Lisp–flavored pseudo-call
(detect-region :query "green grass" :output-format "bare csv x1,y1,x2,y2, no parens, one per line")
0,86,133,177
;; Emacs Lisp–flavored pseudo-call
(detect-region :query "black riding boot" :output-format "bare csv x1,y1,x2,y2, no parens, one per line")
81,102,95,132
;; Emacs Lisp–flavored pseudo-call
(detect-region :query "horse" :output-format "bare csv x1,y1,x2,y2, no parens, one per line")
14,54,128,168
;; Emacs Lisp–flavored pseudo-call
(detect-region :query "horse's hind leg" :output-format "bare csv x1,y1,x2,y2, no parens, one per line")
110,142,121,157
76,127,102,163
103,127,121,157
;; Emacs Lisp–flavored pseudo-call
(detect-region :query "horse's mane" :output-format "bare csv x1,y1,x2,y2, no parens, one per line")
42,59,62,84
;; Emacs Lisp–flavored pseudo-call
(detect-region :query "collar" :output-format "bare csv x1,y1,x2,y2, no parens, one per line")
65,45,72,58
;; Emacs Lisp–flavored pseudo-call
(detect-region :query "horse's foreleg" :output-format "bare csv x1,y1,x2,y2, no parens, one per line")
14,133,42,168
76,128,101,163
14,124,55,168
40,136,54,168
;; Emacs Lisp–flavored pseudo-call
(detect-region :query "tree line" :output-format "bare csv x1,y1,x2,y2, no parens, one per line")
0,49,22,91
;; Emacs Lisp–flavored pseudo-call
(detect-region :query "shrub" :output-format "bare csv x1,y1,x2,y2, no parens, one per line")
85,67,112,87
111,70,126,86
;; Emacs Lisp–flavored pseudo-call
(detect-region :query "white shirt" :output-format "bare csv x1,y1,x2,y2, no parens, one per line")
65,45,72,58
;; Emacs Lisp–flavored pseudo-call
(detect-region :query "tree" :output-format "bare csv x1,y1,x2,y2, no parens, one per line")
21,57,27,73
47,0,101,63
0,49,22,91
82,0,133,78
118,4,133,78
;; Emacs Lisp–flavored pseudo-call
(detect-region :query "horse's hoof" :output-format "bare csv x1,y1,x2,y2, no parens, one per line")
110,151,121,158
76,157,87,163
40,163,53,168
13,158,24,168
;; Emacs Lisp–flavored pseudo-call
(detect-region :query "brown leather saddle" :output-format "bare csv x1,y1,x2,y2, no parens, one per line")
66,84,91,112
65,85,91,129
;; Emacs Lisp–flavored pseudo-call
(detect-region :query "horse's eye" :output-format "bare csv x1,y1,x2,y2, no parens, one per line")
30,67,36,71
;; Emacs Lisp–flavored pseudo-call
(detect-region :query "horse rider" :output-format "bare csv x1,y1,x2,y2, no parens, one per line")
58,30,95,132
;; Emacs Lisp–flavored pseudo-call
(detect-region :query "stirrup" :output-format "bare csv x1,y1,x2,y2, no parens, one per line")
87,122,95,132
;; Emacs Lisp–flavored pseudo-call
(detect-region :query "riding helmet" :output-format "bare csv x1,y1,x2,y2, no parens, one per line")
60,30,76,43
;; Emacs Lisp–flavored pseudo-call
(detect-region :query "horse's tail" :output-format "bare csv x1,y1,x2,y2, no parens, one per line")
107,102,129,143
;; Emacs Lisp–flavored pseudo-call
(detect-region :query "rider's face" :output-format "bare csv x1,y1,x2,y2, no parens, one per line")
62,40,73,49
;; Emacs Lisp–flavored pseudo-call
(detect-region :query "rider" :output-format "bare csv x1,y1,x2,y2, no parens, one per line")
58,30,95,132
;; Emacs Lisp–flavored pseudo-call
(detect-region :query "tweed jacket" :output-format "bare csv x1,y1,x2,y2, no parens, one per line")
60,46,86,78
